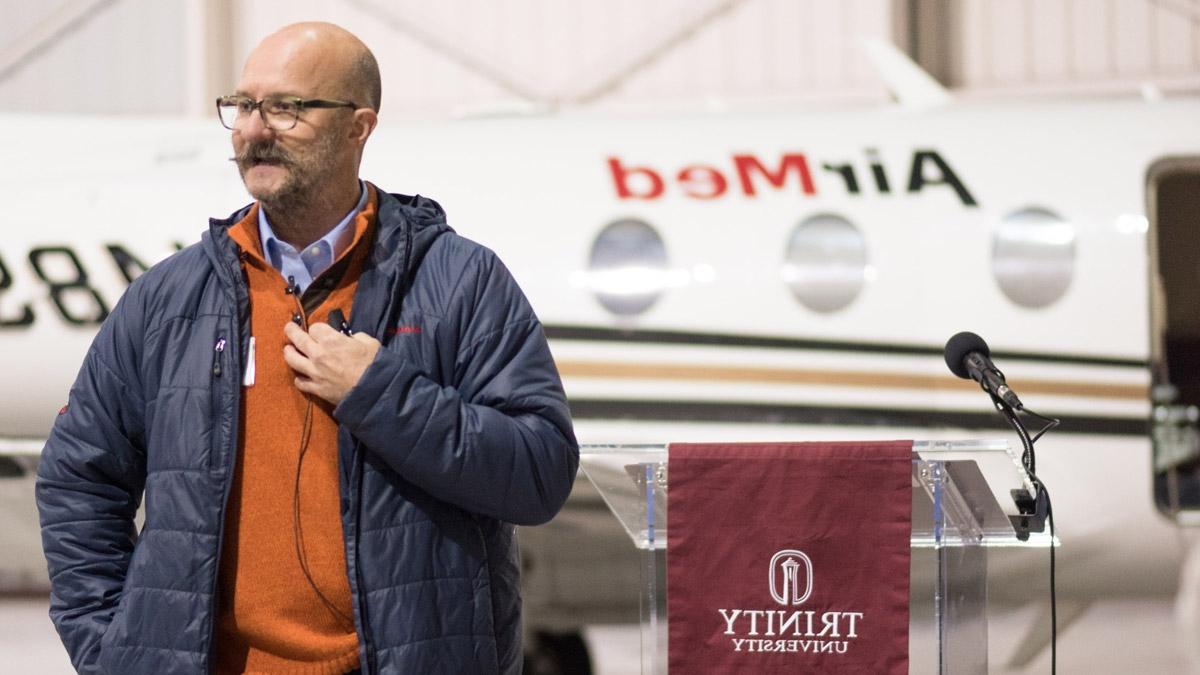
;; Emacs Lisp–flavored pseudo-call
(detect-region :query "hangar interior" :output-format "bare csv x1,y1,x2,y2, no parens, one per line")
2,0,1198,119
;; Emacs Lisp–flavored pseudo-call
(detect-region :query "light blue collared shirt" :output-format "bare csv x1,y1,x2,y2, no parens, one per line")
257,181,368,293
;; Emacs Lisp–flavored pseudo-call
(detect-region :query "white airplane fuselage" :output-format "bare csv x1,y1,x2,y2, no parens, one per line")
1,100,1197,670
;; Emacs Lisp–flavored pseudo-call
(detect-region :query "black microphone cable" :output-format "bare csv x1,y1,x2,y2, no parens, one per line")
292,396,355,630
287,289,355,630
992,393,1059,675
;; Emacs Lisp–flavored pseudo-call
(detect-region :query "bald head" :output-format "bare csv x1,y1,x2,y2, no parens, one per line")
250,22,381,112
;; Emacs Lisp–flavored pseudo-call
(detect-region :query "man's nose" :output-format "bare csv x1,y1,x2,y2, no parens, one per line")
237,109,275,144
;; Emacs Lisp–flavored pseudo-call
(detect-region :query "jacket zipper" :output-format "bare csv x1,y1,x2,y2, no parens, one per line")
212,337,226,377
209,336,227,473
206,251,247,672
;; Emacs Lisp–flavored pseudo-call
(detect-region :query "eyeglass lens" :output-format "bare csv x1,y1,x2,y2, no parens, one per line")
218,98,298,131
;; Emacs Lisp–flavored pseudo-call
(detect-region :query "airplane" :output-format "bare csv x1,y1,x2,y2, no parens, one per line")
1,81,1199,672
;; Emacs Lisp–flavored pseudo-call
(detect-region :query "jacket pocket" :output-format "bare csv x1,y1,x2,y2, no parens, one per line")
97,583,132,673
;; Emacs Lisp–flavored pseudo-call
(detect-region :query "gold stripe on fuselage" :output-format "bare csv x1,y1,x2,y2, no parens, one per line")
555,361,1146,401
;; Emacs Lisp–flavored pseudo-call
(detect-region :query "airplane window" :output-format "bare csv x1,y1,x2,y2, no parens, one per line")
586,218,669,316
991,207,1075,308
781,213,869,313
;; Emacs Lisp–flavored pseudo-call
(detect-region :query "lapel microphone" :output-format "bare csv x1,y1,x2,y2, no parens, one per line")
327,308,352,336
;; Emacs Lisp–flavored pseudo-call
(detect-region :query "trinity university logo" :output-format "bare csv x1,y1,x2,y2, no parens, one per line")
717,548,865,655
769,549,813,606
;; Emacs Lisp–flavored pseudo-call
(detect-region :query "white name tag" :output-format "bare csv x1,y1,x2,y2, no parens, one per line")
243,337,256,387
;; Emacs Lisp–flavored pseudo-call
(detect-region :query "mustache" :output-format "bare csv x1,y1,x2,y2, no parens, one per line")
230,143,294,166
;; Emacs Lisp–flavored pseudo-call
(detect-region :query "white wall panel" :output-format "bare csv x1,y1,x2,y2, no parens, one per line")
1030,0,1071,80
613,0,892,102
989,0,1032,84
955,0,1200,93
729,0,768,95
589,1,690,101
1154,1,1195,70
682,5,730,99
958,0,989,84
767,0,801,89
1195,7,1200,67
0,0,187,114
1114,0,1152,75
0,0,73,49
1072,0,1113,78
810,0,848,88
847,0,892,83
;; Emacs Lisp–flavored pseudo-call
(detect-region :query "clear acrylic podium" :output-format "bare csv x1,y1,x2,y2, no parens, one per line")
579,440,1057,675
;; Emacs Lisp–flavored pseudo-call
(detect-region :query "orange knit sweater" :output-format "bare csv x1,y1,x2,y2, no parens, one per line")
214,190,377,675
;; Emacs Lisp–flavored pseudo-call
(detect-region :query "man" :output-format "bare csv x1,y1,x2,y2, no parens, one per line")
36,22,578,675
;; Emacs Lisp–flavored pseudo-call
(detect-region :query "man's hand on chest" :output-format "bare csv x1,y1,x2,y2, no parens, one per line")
283,321,381,405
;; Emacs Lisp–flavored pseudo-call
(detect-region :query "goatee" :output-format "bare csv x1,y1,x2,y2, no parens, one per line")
230,142,311,215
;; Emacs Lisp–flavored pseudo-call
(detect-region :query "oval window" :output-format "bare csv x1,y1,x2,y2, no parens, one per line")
992,207,1075,308
782,213,869,313
587,218,669,316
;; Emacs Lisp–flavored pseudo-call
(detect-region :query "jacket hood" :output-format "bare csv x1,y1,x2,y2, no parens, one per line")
369,188,452,279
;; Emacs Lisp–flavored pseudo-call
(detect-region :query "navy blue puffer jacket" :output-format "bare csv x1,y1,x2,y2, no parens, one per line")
36,188,579,674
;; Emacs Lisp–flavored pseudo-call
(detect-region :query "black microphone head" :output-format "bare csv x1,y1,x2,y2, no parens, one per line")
945,331,990,379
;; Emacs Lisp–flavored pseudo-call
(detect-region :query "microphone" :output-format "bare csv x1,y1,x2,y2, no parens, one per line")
328,308,352,336
944,331,1023,410
945,331,1049,540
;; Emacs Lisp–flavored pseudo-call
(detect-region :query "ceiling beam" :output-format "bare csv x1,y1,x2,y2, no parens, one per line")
565,0,750,105
346,0,547,104
0,0,117,84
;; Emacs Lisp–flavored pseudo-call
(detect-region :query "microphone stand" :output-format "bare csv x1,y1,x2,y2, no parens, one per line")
989,392,1058,675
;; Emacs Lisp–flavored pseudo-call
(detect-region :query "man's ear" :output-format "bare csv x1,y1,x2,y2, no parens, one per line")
351,108,378,145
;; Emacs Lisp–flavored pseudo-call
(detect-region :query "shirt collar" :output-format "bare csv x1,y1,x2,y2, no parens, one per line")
257,180,368,289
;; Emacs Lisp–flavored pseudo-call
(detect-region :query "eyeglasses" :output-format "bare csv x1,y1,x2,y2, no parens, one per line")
216,95,359,131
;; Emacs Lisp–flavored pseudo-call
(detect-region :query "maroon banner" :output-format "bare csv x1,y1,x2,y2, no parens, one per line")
667,441,912,674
